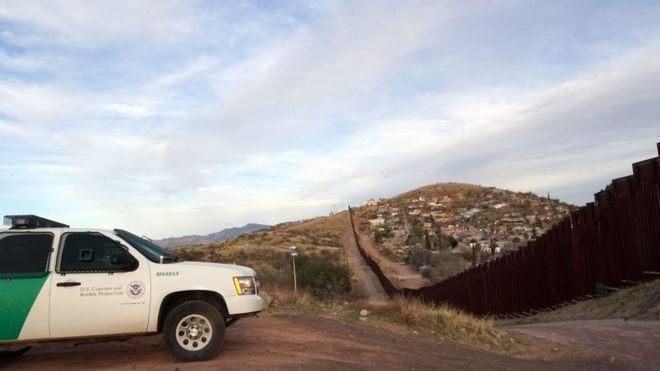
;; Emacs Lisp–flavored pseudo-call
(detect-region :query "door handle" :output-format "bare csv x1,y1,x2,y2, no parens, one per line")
57,281,81,287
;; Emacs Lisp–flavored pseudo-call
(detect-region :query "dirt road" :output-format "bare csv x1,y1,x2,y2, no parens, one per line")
354,230,428,289
346,208,427,290
504,319,660,369
342,211,388,301
0,314,620,370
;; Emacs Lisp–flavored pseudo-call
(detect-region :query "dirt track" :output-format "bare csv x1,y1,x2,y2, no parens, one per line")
347,210,427,290
0,314,623,370
342,211,388,301
504,319,660,369
354,230,428,289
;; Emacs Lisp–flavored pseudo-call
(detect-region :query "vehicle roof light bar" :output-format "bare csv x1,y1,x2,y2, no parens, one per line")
3,215,69,229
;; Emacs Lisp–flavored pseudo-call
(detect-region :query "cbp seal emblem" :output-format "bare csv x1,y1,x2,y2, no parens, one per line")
126,281,145,299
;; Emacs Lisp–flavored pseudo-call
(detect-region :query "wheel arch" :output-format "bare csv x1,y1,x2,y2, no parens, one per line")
157,290,228,333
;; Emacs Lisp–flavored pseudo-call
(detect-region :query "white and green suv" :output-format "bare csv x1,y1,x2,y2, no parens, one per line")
0,215,263,362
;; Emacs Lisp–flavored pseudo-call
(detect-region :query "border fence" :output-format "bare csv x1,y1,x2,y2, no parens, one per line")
349,142,660,316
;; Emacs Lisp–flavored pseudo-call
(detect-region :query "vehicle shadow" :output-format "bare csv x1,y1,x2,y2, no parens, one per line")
0,336,173,370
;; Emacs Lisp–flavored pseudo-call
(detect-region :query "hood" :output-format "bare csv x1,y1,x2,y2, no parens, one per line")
170,261,256,276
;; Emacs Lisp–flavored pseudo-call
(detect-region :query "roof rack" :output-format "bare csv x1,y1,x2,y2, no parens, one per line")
3,215,69,229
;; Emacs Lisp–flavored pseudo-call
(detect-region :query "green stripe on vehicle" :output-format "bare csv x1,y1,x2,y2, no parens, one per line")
0,273,50,341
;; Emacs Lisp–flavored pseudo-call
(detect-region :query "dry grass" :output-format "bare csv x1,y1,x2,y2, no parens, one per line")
506,278,660,325
175,212,349,287
261,285,322,314
262,286,515,351
359,296,514,350
391,182,486,203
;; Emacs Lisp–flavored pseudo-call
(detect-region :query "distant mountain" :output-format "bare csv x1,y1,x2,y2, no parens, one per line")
155,223,270,248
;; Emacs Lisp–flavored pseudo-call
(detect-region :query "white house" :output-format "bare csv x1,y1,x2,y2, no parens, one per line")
369,217,386,226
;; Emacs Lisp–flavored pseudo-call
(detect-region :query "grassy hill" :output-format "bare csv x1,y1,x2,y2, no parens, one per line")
174,212,351,295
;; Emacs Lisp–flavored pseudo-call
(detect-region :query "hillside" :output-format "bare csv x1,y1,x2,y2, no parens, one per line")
353,182,576,283
172,182,576,287
155,223,269,248
174,213,351,294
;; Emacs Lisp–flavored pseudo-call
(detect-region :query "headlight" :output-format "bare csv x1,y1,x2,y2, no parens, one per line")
233,276,256,295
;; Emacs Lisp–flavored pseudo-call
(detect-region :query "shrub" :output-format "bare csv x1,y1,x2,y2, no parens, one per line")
253,262,280,287
295,254,351,298
420,266,435,280
176,248,207,261
310,235,322,245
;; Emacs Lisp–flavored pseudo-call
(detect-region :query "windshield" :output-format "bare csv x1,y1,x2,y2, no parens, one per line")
114,229,181,264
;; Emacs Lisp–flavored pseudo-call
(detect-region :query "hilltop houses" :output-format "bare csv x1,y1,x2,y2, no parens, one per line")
361,186,575,275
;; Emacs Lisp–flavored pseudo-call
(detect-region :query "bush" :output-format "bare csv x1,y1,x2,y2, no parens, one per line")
374,227,393,243
176,248,207,261
295,254,351,299
420,266,435,280
595,281,612,298
253,262,280,287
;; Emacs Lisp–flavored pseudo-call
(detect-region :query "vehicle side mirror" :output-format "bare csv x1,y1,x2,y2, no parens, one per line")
111,249,138,271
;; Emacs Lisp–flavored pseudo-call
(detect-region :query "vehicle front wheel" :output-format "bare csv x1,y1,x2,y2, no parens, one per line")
0,346,31,358
163,301,225,362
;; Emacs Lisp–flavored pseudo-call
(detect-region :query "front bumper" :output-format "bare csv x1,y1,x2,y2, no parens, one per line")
225,294,264,316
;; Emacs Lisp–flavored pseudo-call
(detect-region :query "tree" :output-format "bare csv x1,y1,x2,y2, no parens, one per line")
411,224,424,239
426,233,439,250
470,240,481,267
488,239,497,254
534,216,543,228
374,227,392,243
408,247,433,269
437,232,458,250
407,221,425,246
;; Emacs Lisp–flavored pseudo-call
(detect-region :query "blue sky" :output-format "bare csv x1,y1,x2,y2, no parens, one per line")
1,1,659,238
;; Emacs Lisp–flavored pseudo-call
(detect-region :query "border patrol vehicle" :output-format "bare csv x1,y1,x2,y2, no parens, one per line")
0,215,263,362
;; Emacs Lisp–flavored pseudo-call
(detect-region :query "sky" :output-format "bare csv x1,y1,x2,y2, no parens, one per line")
1,1,659,238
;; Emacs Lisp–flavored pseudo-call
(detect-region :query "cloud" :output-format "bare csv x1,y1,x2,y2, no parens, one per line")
0,0,195,47
0,1,659,237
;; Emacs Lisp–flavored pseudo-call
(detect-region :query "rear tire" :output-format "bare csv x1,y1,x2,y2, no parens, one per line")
0,346,31,358
163,301,225,362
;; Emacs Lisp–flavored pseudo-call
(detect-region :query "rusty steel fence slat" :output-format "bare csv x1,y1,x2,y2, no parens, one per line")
348,143,660,316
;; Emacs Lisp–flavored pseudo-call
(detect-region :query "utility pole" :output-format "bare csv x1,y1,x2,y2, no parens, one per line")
289,245,298,292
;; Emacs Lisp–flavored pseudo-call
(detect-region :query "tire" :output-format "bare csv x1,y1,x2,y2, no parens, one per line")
163,301,225,362
0,346,31,359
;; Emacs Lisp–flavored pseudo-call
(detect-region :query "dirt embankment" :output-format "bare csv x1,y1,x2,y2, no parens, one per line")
1,314,625,370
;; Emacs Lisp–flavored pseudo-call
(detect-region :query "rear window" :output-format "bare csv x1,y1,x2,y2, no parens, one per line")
0,233,53,276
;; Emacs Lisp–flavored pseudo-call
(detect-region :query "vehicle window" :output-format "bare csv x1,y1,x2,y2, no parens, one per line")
114,229,181,264
59,233,137,273
0,233,53,275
